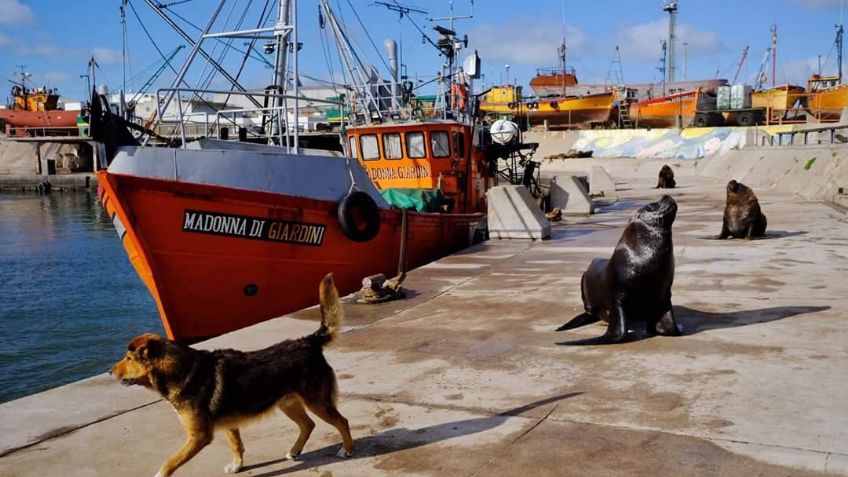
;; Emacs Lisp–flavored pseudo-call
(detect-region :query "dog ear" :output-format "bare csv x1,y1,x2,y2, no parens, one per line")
136,338,163,361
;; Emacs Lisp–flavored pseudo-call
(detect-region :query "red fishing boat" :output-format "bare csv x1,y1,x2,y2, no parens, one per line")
94,0,501,341
0,71,80,136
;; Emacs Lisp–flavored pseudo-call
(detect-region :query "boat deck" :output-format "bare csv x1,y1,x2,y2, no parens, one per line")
1,168,846,476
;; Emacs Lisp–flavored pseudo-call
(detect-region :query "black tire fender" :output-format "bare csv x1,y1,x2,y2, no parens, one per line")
337,190,381,242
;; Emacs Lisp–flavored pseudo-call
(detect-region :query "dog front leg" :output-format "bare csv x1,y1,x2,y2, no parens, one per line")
224,428,244,473
155,431,213,477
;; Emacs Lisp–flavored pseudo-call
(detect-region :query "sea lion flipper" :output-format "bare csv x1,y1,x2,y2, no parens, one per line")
716,220,730,240
557,310,627,346
655,309,683,336
555,312,599,332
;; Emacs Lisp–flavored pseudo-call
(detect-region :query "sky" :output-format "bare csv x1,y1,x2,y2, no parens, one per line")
1,0,847,103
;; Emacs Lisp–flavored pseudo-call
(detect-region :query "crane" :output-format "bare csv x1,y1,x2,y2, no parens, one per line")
732,45,749,84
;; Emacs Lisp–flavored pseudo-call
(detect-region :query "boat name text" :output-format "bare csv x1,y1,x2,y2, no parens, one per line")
182,210,326,246
367,165,431,181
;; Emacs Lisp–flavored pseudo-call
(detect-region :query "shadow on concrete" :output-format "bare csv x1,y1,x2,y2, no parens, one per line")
696,230,808,240
243,392,583,476
674,304,830,334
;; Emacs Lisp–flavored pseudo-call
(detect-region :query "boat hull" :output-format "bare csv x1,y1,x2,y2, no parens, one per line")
0,109,79,129
630,90,700,128
99,171,482,341
808,84,848,122
520,93,615,129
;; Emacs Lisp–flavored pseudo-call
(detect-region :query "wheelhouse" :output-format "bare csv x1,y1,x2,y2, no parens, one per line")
346,121,490,214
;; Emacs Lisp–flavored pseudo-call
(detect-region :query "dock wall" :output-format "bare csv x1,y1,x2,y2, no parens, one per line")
528,126,848,204
526,126,799,160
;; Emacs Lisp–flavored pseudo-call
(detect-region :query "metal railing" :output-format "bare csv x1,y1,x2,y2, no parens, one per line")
757,123,848,146
154,88,345,151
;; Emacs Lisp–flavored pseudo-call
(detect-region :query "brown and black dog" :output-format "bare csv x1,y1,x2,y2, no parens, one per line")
111,273,353,477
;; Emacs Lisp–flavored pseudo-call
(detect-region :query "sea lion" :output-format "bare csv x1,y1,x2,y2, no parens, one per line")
716,180,767,239
656,164,676,189
556,195,683,345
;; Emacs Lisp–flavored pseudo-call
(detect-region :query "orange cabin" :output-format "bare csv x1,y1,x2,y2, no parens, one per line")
346,121,490,214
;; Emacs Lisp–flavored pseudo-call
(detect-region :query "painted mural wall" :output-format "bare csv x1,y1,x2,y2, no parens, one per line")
570,126,795,160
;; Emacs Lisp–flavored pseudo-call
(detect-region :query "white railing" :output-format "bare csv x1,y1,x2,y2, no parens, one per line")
154,88,345,151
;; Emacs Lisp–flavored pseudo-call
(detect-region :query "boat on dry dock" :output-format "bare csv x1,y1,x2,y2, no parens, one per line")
0,70,81,137
94,0,501,341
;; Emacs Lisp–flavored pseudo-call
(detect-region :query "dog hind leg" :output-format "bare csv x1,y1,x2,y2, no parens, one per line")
304,399,354,458
224,428,244,473
280,398,315,460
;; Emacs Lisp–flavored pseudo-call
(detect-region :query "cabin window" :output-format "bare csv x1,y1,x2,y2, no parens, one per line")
360,134,380,161
406,131,426,158
348,136,358,159
431,131,450,158
453,131,465,158
382,133,403,159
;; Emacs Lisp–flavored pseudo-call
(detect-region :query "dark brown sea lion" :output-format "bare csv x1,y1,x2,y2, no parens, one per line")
716,180,767,239
556,195,682,345
656,164,676,188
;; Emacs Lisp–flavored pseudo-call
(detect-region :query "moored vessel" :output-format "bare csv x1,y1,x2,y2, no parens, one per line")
95,0,498,341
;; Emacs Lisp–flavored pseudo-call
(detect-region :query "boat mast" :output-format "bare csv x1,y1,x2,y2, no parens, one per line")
658,40,667,96
771,24,777,87
319,0,385,124
663,1,678,84
837,23,844,84
430,0,473,120
559,40,567,97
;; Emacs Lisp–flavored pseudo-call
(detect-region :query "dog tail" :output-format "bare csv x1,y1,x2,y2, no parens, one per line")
317,273,344,346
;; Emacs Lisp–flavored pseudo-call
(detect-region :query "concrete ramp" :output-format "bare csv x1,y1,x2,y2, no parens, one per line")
549,174,595,215
590,166,617,196
486,185,551,240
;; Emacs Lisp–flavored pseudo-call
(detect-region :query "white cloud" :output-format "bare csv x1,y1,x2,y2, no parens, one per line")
616,19,725,63
91,47,123,65
0,31,59,57
776,56,846,85
468,19,587,66
0,0,34,25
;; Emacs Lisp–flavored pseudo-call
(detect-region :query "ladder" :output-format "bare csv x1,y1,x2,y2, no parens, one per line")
618,101,633,129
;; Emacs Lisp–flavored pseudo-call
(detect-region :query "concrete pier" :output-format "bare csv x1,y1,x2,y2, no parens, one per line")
1,160,847,476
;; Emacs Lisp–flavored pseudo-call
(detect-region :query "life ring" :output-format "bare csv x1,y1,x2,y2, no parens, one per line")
337,191,381,242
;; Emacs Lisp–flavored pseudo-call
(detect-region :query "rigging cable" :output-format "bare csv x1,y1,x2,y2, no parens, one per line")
342,0,392,74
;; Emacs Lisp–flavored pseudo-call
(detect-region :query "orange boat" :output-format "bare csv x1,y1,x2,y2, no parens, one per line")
95,91,492,341
806,75,848,122
629,88,711,128
0,72,80,136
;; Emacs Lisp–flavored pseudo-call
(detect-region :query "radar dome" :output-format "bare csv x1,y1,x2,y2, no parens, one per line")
490,119,519,145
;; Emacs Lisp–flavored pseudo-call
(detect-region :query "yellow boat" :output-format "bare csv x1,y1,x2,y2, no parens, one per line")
751,84,805,123
807,75,848,122
479,85,615,129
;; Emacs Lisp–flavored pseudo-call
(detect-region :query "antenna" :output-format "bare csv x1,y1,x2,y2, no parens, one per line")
374,1,427,17
682,41,688,81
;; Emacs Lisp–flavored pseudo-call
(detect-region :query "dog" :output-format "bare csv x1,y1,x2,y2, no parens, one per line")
110,273,353,476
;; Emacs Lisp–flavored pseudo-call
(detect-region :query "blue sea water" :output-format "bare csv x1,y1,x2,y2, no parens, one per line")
0,191,162,403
